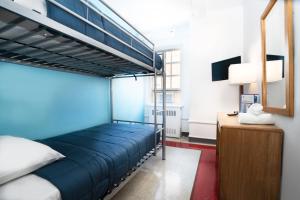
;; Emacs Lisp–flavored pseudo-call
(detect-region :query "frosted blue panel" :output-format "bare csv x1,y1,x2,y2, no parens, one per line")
0,62,110,139
112,78,144,122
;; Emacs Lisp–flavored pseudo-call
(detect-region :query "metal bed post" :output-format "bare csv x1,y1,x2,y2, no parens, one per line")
162,54,167,160
150,45,157,156
110,78,113,123
155,65,157,156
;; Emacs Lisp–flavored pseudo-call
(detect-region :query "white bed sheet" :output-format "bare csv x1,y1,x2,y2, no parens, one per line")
0,174,61,200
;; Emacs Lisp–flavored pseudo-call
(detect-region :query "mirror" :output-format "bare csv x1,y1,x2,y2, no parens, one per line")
261,0,294,117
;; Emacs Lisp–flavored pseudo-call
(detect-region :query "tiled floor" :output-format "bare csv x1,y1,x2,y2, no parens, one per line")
165,140,218,200
112,146,201,200
165,136,190,143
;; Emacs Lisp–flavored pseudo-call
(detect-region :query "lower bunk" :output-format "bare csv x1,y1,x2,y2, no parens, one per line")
0,123,161,200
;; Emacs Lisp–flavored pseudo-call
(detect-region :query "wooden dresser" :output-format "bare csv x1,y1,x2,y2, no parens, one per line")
217,113,283,200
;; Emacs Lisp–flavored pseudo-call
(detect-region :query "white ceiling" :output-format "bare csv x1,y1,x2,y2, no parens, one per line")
104,0,192,33
104,0,243,33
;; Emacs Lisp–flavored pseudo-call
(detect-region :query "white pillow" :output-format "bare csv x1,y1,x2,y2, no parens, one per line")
0,135,65,185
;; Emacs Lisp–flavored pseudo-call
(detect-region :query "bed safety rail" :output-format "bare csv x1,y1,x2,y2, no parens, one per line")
48,0,154,62
81,0,154,50
113,119,163,126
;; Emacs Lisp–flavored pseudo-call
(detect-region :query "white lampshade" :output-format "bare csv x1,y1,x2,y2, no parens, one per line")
266,60,283,82
228,63,257,85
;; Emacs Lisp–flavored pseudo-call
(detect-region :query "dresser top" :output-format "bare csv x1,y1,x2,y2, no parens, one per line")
218,113,283,132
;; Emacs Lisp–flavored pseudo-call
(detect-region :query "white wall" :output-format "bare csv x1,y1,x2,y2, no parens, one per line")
243,0,300,199
144,3,243,137
188,5,242,139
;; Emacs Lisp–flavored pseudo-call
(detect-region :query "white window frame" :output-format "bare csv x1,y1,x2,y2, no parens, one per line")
154,49,181,104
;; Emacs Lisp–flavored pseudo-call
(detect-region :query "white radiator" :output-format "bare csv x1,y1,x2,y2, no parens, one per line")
145,105,182,138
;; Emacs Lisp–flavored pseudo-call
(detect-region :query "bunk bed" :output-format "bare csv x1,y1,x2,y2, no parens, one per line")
0,0,166,200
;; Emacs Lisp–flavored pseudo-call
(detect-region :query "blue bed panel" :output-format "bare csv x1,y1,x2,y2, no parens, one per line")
86,25,105,43
132,39,153,58
155,54,163,70
86,9,105,42
103,36,153,67
53,0,87,18
46,0,164,70
102,18,154,62
88,8,104,28
123,44,153,66
104,36,125,55
47,0,87,33
103,18,131,45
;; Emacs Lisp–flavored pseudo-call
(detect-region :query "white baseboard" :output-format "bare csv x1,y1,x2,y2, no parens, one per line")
188,120,216,140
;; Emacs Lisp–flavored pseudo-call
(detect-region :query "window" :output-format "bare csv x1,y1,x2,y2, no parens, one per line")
153,49,181,105
156,49,181,90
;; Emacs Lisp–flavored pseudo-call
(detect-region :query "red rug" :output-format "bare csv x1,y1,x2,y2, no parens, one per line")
165,141,218,200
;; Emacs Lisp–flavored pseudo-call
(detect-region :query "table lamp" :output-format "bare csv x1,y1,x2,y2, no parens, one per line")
228,63,257,112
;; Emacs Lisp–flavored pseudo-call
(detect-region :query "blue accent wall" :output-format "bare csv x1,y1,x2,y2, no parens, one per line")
0,62,110,139
112,78,145,122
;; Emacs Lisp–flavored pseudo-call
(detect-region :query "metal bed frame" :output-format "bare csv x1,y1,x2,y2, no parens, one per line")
0,0,156,76
110,68,167,160
0,0,166,161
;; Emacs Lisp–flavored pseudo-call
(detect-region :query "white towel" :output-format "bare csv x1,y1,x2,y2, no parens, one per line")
238,113,275,125
247,103,263,116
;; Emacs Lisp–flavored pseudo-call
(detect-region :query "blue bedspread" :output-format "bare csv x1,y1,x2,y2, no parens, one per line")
34,123,159,200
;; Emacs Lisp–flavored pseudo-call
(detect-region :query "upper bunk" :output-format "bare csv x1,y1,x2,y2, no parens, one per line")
0,0,163,77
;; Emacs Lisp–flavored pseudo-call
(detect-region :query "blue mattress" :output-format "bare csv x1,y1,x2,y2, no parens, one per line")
46,0,163,70
34,123,160,200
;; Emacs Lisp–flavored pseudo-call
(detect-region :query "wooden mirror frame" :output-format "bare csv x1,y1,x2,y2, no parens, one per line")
261,0,294,117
